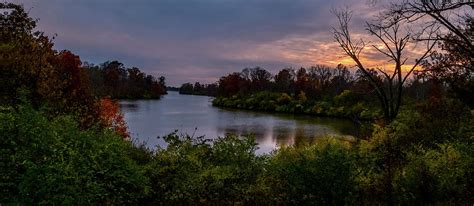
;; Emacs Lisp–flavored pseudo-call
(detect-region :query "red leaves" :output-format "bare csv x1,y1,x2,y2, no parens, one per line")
97,97,129,139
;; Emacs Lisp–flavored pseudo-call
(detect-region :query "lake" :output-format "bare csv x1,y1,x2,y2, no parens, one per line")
121,91,359,153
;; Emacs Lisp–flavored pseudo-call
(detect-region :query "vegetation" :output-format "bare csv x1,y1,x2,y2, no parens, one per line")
84,61,167,99
211,65,435,122
385,0,474,107
0,106,150,205
1,1,473,205
2,102,472,205
333,9,436,122
213,90,379,120
179,82,218,96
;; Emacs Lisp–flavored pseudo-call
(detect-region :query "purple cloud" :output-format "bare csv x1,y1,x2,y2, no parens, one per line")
13,0,391,86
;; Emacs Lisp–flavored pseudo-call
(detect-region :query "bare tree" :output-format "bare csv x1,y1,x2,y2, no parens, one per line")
332,9,437,123
384,0,474,61
382,0,473,106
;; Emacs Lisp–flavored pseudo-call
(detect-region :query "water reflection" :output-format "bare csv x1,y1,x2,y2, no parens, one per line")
121,91,359,153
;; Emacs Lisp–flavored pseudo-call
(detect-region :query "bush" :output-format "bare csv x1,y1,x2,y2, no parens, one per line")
145,133,267,205
394,142,473,204
0,106,149,205
267,137,358,205
277,93,292,104
355,106,474,204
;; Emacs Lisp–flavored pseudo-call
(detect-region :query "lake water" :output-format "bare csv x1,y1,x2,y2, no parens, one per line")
121,91,359,153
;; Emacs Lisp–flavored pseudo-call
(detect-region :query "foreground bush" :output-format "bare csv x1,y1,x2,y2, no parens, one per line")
267,138,358,205
145,133,267,205
0,106,149,205
394,142,473,204
356,102,474,204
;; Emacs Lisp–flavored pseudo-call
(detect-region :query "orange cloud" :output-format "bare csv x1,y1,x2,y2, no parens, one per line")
225,29,430,77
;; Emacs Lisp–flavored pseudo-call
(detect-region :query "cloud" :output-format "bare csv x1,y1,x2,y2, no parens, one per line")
14,0,397,86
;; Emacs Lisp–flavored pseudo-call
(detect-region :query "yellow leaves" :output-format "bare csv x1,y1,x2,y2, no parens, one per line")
297,91,307,102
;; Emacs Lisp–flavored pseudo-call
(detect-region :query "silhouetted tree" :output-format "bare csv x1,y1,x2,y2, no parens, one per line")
329,64,353,96
384,0,473,106
83,61,166,99
218,73,245,96
295,68,309,94
385,0,473,58
0,2,56,106
333,9,437,123
248,67,272,91
274,68,295,93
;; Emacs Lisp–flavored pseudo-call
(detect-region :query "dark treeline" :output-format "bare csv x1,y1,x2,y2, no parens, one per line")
179,82,218,96
83,61,167,99
181,65,382,99
206,65,386,120
166,86,180,91
0,2,166,130
215,65,361,98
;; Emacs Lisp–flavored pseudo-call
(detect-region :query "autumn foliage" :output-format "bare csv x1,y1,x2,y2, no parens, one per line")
97,97,129,139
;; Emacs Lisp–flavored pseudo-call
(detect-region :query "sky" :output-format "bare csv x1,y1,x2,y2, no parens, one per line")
14,0,404,86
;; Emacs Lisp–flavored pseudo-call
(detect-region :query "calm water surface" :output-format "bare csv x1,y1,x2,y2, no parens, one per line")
121,91,359,153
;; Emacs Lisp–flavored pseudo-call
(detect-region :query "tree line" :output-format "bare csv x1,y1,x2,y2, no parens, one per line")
183,64,444,121
179,82,218,96
180,65,361,97
84,61,166,99
214,65,364,98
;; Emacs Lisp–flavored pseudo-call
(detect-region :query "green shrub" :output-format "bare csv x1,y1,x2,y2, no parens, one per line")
0,106,150,205
394,142,473,204
277,93,292,104
145,133,267,205
267,137,358,205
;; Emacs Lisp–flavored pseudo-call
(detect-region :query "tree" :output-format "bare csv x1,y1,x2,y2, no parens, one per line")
0,2,56,106
274,68,295,93
307,65,335,98
179,83,194,95
383,0,474,106
248,67,272,91
218,72,244,96
329,64,353,96
97,97,129,139
102,61,127,98
385,0,473,59
83,62,166,99
332,9,437,123
295,68,309,94
50,50,98,126
159,76,166,91
421,20,474,106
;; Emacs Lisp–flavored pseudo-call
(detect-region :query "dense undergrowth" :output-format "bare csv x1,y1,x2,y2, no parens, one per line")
1,100,472,205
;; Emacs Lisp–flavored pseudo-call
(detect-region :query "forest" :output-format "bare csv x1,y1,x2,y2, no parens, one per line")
1,1,473,205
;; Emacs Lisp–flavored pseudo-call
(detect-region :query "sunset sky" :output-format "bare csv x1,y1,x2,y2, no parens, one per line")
14,0,422,86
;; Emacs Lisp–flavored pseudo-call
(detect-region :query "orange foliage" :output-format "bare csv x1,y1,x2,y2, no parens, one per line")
97,97,129,139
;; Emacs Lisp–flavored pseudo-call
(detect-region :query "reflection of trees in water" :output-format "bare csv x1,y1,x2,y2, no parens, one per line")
217,120,356,149
119,102,139,112
273,126,295,146
214,106,360,150
293,126,309,146
219,125,270,141
320,120,360,137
